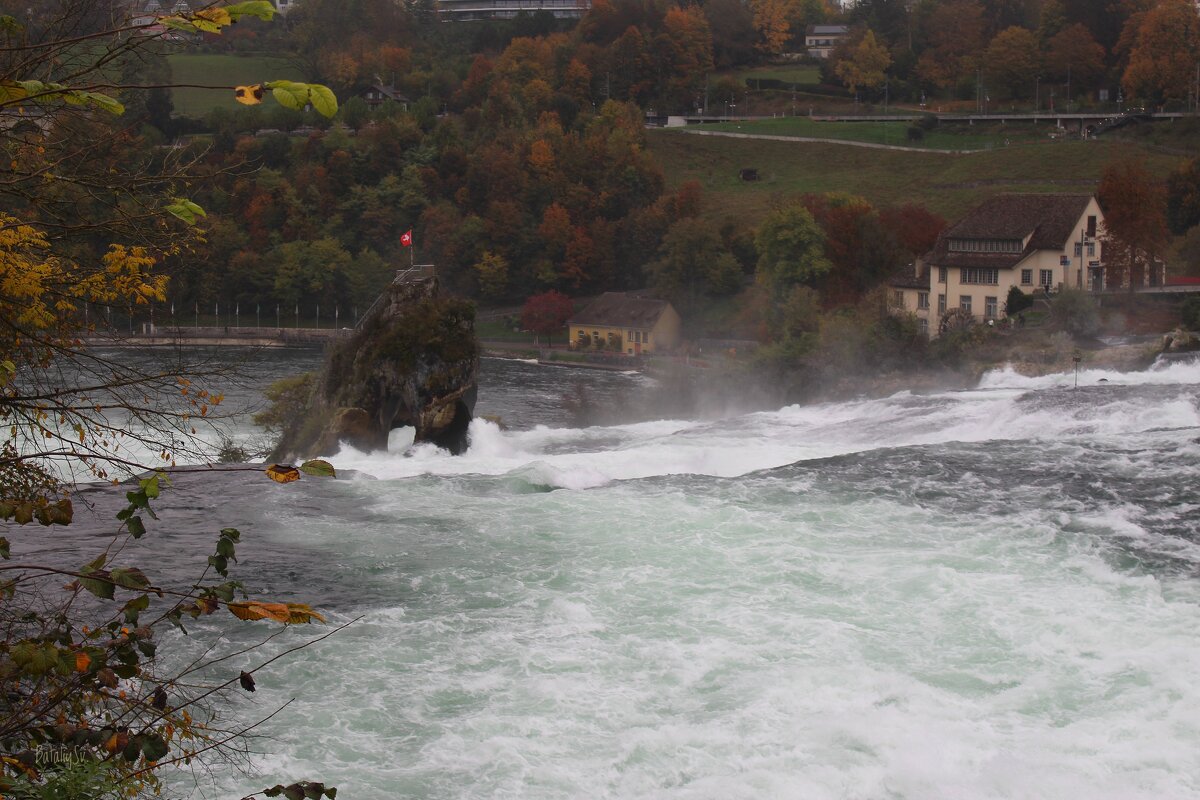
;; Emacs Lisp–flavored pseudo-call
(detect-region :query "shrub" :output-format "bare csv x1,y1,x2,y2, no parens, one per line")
917,113,939,131
907,126,924,142
1006,286,1033,316
1048,289,1101,338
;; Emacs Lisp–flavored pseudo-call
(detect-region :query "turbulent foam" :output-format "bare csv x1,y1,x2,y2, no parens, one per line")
147,355,1200,799
327,360,1200,488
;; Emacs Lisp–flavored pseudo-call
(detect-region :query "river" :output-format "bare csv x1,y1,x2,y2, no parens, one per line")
60,350,1200,798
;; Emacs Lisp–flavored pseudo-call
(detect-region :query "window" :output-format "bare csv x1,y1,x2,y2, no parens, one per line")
919,318,929,335
1021,269,1033,285
1074,242,1083,257
892,290,904,307
985,296,998,319
960,296,972,313
1039,269,1053,287
644,333,651,345
948,239,1020,253
917,292,929,309
938,267,947,284
960,268,999,285
938,294,946,314
1087,241,1095,256
1087,215,1097,237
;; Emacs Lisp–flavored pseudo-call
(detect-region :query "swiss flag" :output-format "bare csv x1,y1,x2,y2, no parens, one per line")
400,230,413,247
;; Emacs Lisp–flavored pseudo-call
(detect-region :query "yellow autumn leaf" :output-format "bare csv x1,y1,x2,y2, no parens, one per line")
228,601,325,624
265,464,300,483
234,84,263,106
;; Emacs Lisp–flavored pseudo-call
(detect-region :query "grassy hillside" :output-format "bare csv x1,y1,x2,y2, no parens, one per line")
648,130,1183,224
692,117,1050,150
167,54,305,118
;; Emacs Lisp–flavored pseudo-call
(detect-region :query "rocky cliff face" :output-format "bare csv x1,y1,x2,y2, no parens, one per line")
271,275,479,460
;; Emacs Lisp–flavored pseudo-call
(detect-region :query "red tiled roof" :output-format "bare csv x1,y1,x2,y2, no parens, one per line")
926,194,1095,270
569,292,671,329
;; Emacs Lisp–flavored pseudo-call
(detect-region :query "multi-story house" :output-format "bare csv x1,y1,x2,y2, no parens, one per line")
890,194,1121,336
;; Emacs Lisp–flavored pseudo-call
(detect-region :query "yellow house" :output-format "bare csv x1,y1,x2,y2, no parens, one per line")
568,292,682,355
891,194,1124,337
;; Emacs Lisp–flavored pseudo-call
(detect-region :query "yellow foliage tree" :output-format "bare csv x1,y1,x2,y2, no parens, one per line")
751,0,792,55
835,30,893,95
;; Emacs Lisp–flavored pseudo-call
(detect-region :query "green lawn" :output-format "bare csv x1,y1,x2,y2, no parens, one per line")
648,129,1182,224
693,117,1052,151
167,54,305,118
733,64,822,86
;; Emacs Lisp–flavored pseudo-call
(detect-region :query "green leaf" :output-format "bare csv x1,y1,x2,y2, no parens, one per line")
265,80,309,111
224,1,276,21
110,567,150,590
141,474,161,499
13,502,32,525
220,527,241,542
77,90,124,115
123,595,150,624
299,459,336,478
136,639,157,658
79,567,114,600
140,733,169,762
208,554,228,576
127,516,146,538
308,85,338,118
83,553,107,572
159,16,198,32
122,737,142,763
165,203,198,225
0,536,9,559
112,663,138,679
216,536,236,559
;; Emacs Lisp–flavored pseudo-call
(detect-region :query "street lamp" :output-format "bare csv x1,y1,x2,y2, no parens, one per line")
1035,76,1040,113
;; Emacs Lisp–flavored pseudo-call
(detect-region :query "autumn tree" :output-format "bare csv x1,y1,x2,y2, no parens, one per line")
879,204,947,257
1044,23,1107,88
835,30,893,96
917,0,986,93
1098,159,1169,291
648,218,742,314
750,0,792,55
755,205,834,296
1122,0,1200,107
983,26,1041,100
520,290,574,346
0,2,342,797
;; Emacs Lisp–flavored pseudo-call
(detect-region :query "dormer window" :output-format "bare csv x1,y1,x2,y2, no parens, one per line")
948,238,1022,253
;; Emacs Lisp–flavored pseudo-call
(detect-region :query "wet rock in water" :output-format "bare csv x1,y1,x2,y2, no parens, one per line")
1162,328,1199,353
271,275,479,459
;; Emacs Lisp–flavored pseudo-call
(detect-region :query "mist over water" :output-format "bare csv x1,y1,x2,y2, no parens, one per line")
68,351,1200,799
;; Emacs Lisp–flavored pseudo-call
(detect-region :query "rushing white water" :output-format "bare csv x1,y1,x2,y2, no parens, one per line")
131,355,1200,799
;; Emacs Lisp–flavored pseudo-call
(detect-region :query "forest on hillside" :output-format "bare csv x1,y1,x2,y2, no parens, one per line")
14,0,1200,346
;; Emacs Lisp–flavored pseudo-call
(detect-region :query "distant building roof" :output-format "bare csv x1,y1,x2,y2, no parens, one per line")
807,24,849,36
569,292,672,329
926,193,1096,269
363,84,409,104
888,262,930,290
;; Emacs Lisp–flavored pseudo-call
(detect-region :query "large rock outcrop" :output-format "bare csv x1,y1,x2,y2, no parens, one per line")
271,275,479,459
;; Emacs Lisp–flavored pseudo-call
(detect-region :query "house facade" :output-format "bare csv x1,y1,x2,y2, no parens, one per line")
568,292,681,355
805,25,849,58
891,194,1112,336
